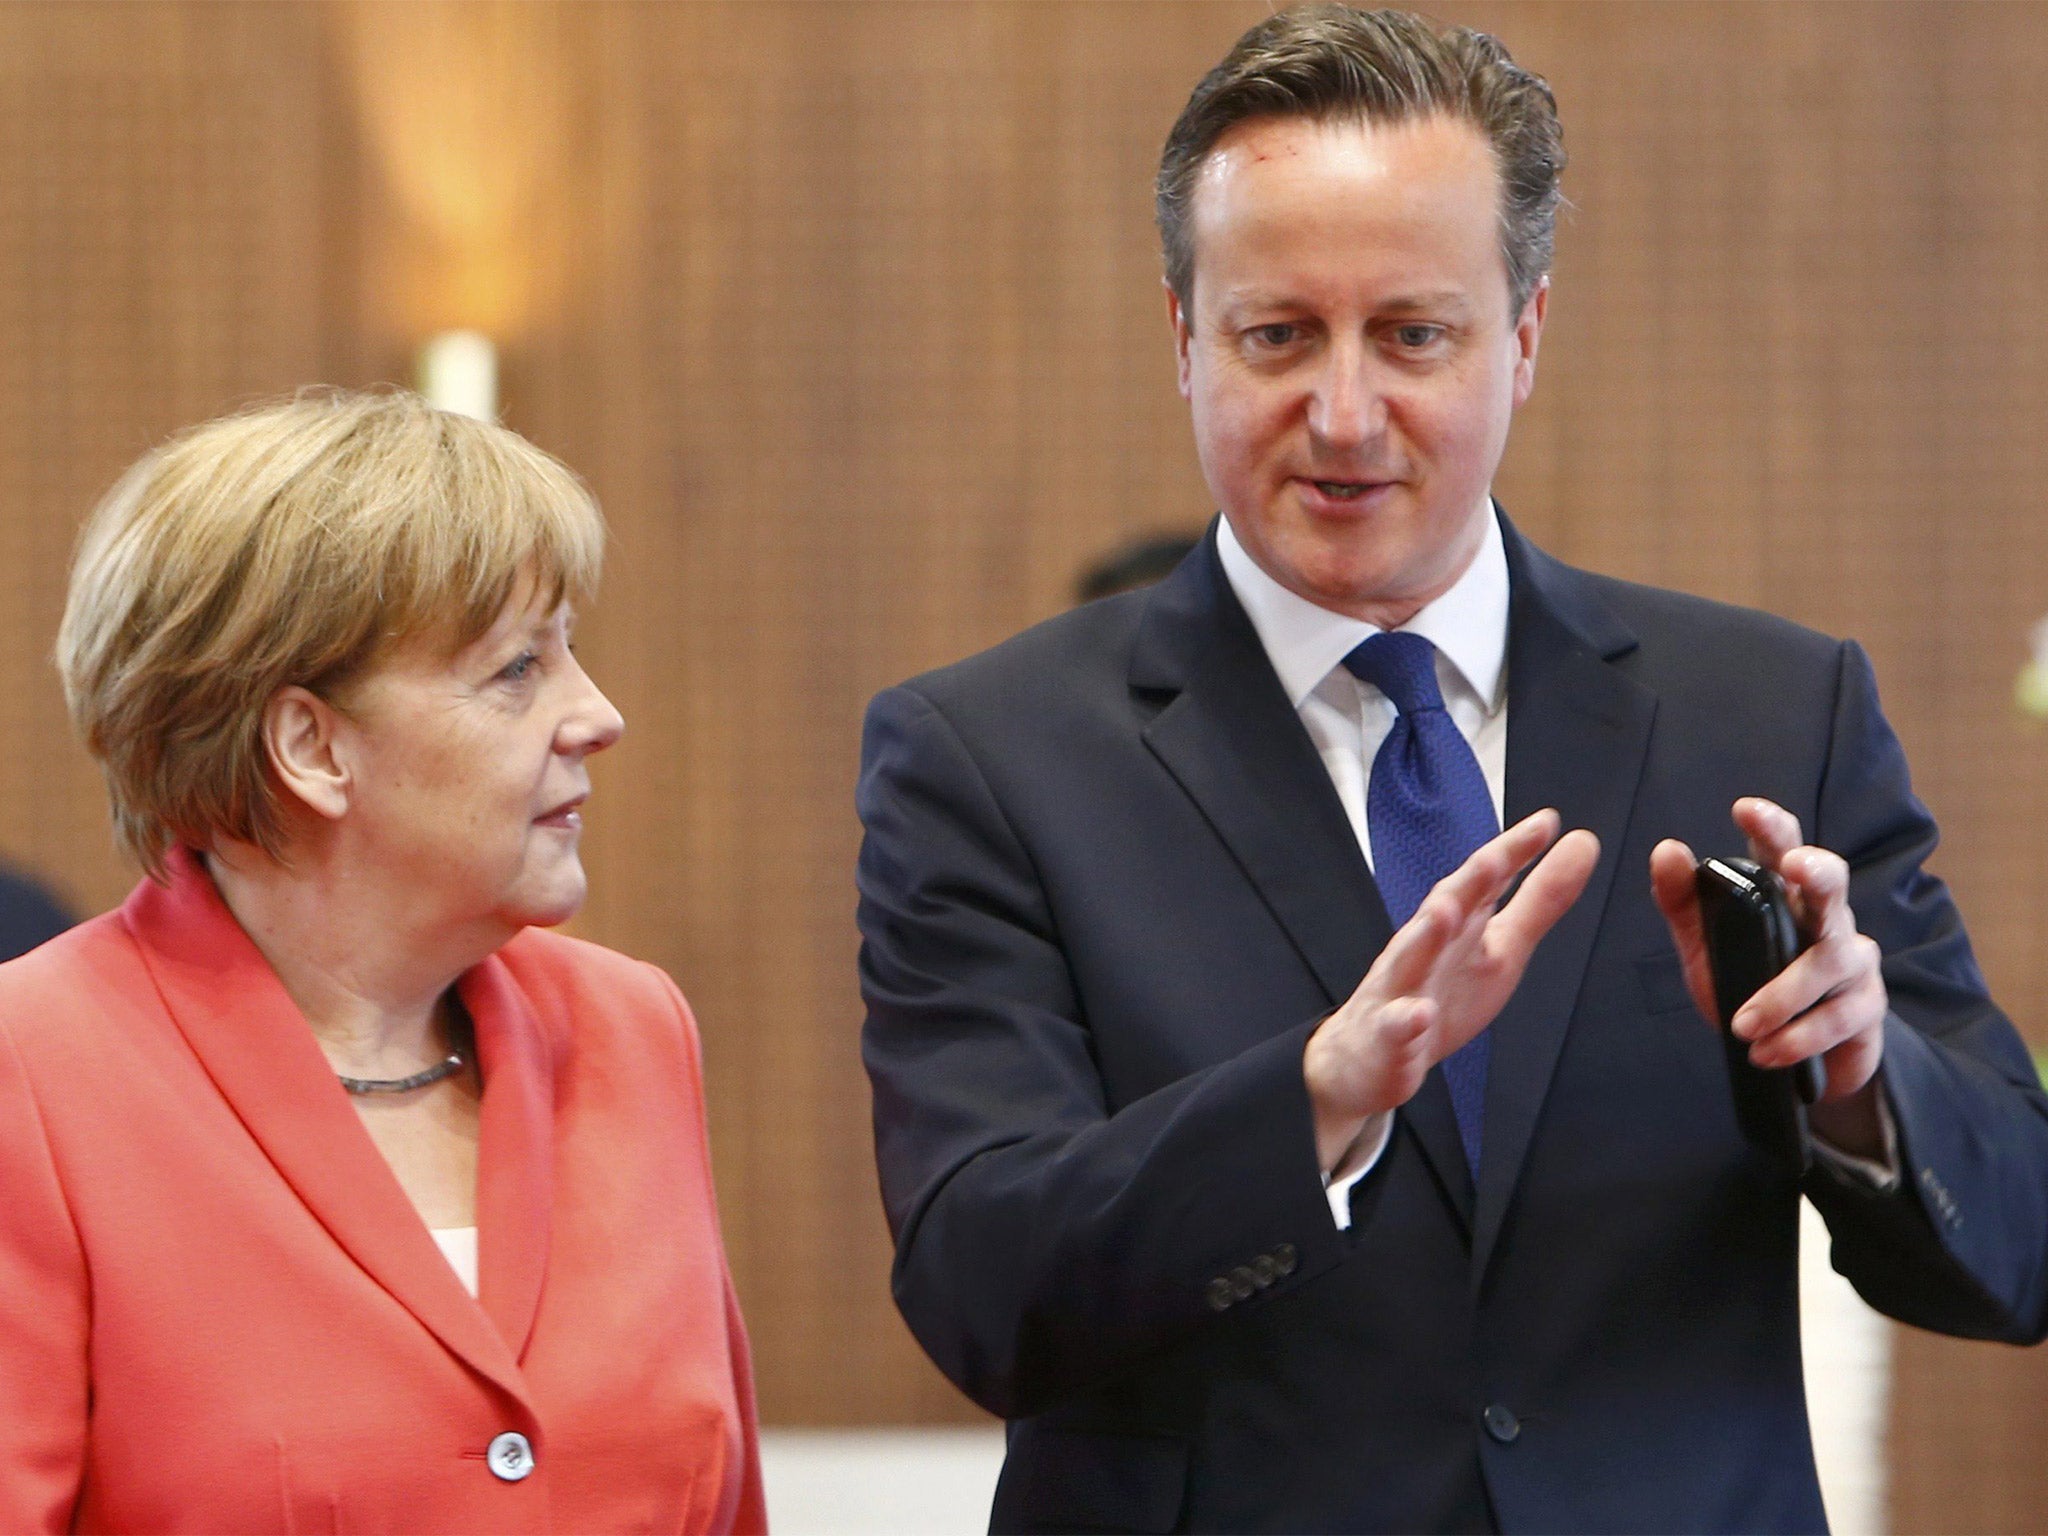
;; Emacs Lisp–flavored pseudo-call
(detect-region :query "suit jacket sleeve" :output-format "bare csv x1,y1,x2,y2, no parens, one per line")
0,1021,88,1532
1806,639,2048,1340
858,684,1348,1420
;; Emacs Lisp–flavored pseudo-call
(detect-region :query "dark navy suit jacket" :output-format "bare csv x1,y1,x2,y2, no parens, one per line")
0,865,71,962
857,514,2048,1534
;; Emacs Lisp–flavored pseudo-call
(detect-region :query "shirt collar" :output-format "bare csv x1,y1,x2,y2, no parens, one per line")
1215,498,1509,713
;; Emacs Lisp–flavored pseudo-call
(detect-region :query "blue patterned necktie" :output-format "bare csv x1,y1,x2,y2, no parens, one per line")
1343,631,1499,1175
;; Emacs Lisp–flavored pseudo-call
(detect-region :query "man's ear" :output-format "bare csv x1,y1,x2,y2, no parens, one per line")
1511,277,1549,407
262,686,352,823
1165,278,1195,399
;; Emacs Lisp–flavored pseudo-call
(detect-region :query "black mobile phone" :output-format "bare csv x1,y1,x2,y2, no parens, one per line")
1693,856,1824,1162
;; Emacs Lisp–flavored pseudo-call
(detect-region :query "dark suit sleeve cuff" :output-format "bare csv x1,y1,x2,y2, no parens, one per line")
1175,1017,1354,1317
1806,1013,2048,1340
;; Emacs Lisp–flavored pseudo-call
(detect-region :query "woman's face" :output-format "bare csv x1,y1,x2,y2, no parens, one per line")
333,586,624,942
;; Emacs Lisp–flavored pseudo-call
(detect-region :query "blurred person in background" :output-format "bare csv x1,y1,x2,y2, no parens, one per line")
857,6,2048,1532
1073,532,1200,605
0,391,763,1534
0,862,72,958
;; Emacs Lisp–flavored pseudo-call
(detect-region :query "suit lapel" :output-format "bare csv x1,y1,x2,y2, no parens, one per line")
1134,531,1473,1213
1469,521,1657,1286
126,849,537,1407
461,956,555,1364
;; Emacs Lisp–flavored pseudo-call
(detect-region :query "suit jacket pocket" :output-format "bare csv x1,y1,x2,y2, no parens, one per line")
1635,953,1696,1017
991,1425,1189,1535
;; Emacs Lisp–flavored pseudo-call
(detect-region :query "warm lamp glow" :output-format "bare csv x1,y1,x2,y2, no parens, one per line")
417,331,498,421
2018,617,2048,720
331,1,583,340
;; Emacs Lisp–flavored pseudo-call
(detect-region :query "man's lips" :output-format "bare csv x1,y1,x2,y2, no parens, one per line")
535,793,588,829
1293,475,1398,507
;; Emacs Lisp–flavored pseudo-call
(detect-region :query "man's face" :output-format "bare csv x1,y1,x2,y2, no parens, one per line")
1169,112,1546,627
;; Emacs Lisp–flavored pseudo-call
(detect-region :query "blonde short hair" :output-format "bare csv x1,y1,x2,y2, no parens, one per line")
57,389,606,878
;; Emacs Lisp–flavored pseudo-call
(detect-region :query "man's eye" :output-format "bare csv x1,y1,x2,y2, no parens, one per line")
1251,323,1297,348
1394,324,1444,349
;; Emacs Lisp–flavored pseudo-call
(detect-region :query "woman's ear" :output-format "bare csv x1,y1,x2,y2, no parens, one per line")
262,686,352,822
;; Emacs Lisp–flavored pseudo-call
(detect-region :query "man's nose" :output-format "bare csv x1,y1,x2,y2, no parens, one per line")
1307,345,1386,452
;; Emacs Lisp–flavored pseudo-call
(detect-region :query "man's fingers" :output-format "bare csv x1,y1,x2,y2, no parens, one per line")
1430,809,1563,919
1734,796,1803,868
1354,812,1565,1018
1648,838,1721,1024
1491,828,1600,954
1359,995,1440,1115
1777,843,1856,941
1351,812,1595,1081
1363,896,1455,1002
1746,992,1855,1069
1304,988,1442,1160
1410,810,1579,976
1731,931,1881,1043
1745,966,1885,1072
1376,994,1435,1059
1706,806,1891,1103
1648,838,1698,927
1349,811,1579,1041
1371,810,1563,998
1740,957,1887,1104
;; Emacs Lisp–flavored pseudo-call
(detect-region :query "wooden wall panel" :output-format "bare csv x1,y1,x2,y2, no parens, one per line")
0,2,326,918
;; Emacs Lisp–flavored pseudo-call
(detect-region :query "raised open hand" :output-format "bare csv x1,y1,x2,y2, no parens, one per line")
1304,809,1601,1170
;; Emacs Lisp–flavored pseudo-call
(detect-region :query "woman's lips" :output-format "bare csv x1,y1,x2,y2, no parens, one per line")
535,796,587,829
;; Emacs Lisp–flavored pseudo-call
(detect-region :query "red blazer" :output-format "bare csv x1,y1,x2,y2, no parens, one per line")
0,848,766,1534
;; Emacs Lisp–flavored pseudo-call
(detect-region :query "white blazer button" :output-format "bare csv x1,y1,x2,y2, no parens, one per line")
487,1431,535,1482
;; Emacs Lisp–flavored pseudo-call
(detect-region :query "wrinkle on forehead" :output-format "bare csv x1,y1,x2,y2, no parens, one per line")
1197,113,1497,223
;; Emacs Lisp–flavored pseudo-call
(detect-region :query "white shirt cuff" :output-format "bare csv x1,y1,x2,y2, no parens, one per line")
1810,1090,1901,1192
1321,1112,1394,1230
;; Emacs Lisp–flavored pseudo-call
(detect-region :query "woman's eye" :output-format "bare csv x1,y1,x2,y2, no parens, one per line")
497,651,540,684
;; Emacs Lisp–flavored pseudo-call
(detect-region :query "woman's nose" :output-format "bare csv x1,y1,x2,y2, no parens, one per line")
561,662,626,756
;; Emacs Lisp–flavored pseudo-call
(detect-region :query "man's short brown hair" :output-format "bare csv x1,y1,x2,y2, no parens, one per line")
1157,4,1565,315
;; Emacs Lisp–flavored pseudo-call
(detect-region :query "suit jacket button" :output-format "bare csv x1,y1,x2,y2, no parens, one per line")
1273,1243,1297,1276
487,1431,535,1481
1228,1266,1257,1301
1250,1255,1279,1287
1205,1277,1235,1312
1482,1404,1521,1444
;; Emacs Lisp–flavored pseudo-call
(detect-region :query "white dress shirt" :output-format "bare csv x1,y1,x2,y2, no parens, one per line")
1218,501,1507,1227
431,1225,479,1296
1216,503,1896,1232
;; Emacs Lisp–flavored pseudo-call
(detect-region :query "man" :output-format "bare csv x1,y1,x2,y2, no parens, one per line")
857,8,2048,1531
0,862,70,960
1075,533,1202,604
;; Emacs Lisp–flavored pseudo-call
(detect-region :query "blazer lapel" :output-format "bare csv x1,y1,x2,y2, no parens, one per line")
126,850,534,1408
461,956,555,1364
1469,519,1658,1286
1133,530,1473,1213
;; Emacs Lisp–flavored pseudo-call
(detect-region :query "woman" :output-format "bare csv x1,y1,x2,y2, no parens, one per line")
0,391,765,1533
